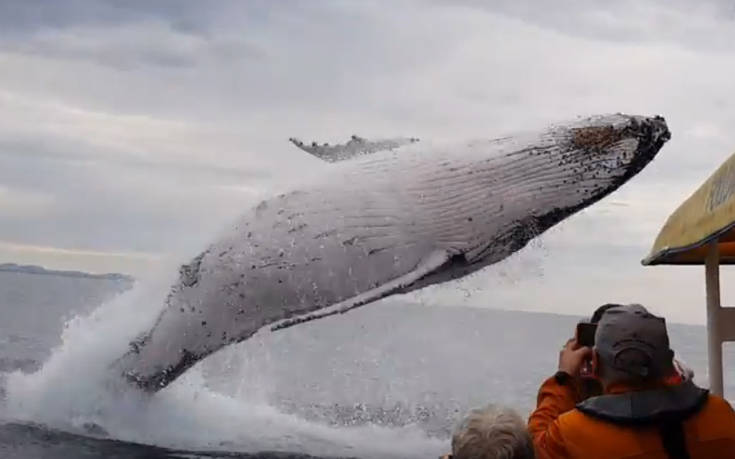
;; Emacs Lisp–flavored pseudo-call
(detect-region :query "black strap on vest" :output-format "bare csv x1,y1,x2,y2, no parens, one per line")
659,420,689,459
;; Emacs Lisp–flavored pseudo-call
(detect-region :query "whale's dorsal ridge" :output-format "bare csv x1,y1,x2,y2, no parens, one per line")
288,135,420,162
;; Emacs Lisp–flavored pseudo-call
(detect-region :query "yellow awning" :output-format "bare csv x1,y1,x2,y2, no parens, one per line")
643,152,735,265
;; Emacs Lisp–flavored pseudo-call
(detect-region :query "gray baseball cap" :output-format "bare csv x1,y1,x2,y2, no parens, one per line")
594,304,673,379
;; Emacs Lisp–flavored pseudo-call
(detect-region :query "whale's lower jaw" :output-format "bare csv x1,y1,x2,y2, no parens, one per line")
112,114,670,392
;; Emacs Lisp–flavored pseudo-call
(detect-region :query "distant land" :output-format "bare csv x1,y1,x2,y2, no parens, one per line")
0,263,134,283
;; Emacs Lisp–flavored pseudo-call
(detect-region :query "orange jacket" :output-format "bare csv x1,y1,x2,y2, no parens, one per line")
528,376,735,458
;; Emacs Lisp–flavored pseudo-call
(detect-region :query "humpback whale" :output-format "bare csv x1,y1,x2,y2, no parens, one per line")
114,114,670,392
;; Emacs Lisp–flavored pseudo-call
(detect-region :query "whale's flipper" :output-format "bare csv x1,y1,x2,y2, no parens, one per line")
288,135,419,162
271,249,451,331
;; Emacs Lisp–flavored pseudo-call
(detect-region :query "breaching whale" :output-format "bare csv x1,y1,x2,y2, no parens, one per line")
113,114,670,392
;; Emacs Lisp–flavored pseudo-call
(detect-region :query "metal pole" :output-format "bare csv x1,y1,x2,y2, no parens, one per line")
705,241,724,396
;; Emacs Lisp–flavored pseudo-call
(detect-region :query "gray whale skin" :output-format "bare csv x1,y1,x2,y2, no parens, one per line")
113,113,670,392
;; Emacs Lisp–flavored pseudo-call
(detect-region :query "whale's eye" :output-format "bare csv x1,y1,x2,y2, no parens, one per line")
571,125,621,149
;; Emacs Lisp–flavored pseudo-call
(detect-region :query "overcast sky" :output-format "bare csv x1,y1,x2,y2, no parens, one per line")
3,0,735,324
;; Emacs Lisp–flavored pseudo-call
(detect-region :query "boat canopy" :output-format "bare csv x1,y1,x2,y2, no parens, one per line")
643,152,735,397
644,153,735,265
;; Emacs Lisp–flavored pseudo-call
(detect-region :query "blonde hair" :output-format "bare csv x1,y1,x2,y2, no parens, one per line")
451,404,534,459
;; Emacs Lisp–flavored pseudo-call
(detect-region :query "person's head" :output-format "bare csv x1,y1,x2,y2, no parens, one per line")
451,404,535,459
592,304,675,388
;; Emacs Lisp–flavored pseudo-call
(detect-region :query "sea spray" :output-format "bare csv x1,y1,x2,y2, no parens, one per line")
1,272,446,458
3,279,166,427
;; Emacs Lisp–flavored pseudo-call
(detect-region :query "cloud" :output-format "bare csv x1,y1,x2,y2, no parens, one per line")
0,240,162,276
1,0,735,322
444,0,735,51
0,186,55,218
0,20,264,70
0,240,159,260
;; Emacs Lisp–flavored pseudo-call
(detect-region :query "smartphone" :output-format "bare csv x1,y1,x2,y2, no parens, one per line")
576,322,597,347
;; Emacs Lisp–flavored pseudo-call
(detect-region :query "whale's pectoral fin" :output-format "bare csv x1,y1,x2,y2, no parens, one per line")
270,249,451,331
288,135,419,162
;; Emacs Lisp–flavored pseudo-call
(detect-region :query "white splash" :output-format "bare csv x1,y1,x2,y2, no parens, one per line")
1,276,445,458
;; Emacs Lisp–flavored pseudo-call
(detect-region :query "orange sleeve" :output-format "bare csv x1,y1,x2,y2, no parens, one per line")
528,375,576,458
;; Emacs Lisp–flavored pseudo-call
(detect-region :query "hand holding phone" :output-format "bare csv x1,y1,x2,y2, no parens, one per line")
558,338,594,376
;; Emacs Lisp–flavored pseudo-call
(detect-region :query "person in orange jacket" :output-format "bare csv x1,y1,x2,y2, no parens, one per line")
528,303,735,458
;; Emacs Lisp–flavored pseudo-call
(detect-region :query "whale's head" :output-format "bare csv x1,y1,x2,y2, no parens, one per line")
501,113,670,242
563,113,670,186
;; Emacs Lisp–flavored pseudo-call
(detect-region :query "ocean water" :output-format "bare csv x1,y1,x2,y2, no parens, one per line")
0,270,734,459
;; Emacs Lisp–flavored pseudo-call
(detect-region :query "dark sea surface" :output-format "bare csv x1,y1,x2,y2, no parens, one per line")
1,269,734,458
